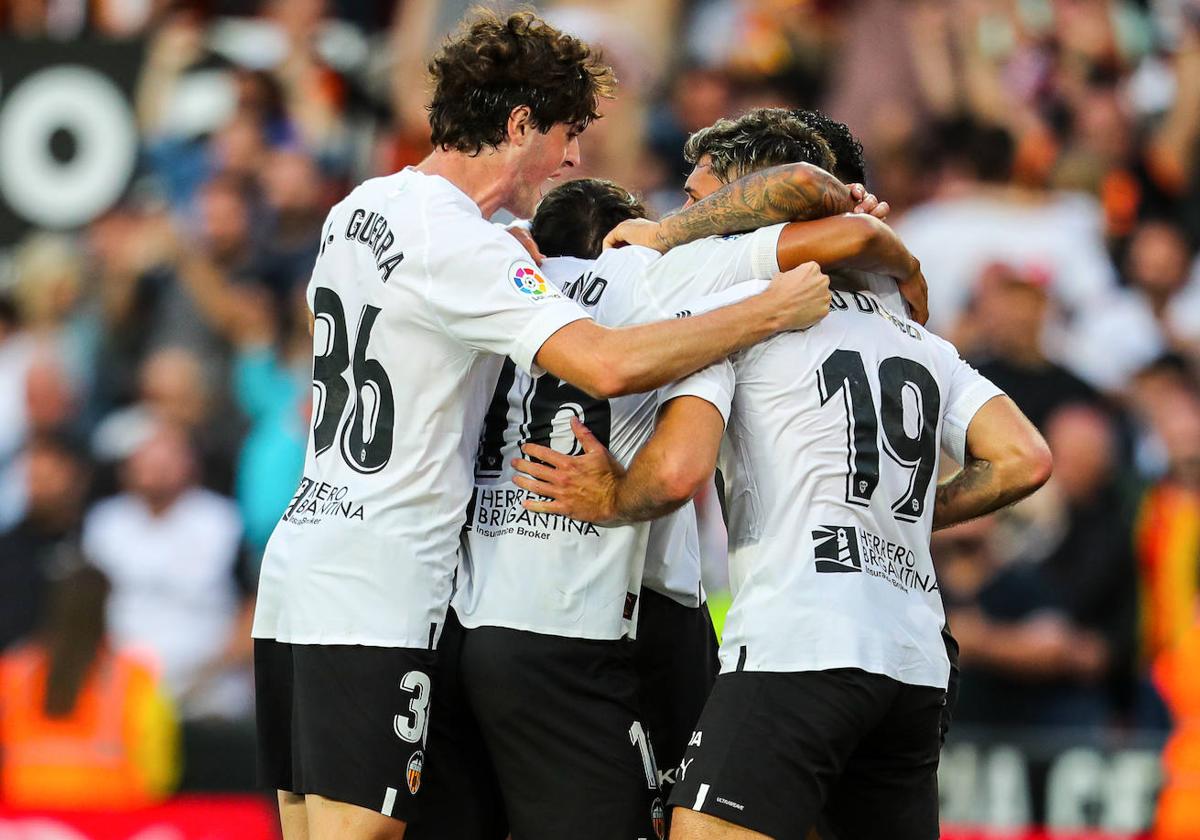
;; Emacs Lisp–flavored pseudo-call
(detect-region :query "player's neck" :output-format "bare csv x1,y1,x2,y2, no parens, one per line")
416,150,514,219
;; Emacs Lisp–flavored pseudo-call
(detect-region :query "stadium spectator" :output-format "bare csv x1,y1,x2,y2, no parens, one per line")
896,117,1119,336
82,421,253,720
936,512,1112,729
1135,386,1200,668
230,285,310,563
957,261,1102,431
0,563,179,809
11,233,100,416
1153,610,1200,840
0,432,90,652
92,346,240,496
1067,218,1200,391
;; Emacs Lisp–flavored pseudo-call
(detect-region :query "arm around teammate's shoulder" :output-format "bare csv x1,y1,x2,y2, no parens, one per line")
535,262,831,399
775,214,928,324
932,396,1053,531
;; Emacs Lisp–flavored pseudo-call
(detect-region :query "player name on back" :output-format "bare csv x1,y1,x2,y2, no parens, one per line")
343,207,405,282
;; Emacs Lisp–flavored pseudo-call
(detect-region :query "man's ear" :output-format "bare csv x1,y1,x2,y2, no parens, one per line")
507,105,533,146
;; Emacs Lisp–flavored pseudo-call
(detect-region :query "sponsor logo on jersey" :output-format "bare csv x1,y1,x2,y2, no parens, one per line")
688,730,703,747
812,524,937,594
406,750,423,794
509,260,555,299
282,477,316,522
471,486,601,538
812,525,862,573
281,475,365,525
651,798,666,839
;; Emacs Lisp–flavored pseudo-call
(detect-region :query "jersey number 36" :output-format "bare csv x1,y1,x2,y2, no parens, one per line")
311,286,395,473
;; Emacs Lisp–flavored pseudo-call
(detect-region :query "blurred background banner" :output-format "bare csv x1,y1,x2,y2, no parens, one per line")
0,795,278,839
0,40,143,246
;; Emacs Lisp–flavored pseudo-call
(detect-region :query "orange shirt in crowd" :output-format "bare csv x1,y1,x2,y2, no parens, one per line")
1154,619,1200,840
0,644,179,810
1137,482,1200,662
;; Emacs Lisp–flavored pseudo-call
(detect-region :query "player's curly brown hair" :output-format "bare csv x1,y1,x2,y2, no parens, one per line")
427,9,616,155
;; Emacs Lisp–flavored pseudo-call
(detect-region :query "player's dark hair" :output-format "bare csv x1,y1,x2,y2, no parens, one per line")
531,178,646,260
795,109,867,185
427,9,615,155
683,108,835,184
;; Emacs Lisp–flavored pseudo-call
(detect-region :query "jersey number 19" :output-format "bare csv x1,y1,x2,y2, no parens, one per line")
817,349,941,522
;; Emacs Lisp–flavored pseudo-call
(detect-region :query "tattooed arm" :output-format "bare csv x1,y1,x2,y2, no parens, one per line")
605,163,859,252
933,396,1053,530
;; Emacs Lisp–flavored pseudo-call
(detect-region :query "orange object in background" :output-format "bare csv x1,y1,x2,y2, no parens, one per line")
1153,619,1200,840
1137,483,1200,663
0,564,178,811
0,644,176,810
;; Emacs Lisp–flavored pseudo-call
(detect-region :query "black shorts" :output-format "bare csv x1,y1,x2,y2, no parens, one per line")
668,668,944,840
254,638,436,822
408,609,665,840
632,588,719,791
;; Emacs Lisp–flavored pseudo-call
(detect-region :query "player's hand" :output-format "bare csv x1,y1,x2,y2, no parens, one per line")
603,218,665,252
763,261,831,332
849,183,890,219
899,261,929,325
512,419,626,524
506,225,546,265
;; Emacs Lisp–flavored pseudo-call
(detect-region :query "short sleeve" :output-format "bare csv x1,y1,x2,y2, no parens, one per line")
940,356,1006,464
746,223,785,278
653,284,756,426
686,281,768,314
425,223,591,376
642,225,785,316
660,360,736,425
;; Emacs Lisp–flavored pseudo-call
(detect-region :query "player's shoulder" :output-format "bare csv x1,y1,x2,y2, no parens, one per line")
594,244,660,274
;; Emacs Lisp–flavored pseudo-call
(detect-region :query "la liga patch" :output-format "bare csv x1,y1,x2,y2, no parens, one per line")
507,259,560,302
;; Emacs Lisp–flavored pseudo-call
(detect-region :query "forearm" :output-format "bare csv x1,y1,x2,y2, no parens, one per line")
655,163,854,249
778,215,917,280
611,398,722,521
599,294,781,396
932,458,1026,530
612,462,692,523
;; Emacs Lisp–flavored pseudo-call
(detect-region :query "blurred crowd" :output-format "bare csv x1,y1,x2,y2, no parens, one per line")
0,0,1199,821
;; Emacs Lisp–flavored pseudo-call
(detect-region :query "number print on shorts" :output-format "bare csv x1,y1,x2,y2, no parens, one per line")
628,720,660,791
393,670,431,746
818,350,941,521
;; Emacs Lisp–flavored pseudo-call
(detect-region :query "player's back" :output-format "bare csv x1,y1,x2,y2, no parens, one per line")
457,248,664,639
716,288,1000,688
253,169,588,649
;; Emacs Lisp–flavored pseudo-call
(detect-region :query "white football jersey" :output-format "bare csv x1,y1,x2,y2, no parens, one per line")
252,169,590,648
454,244,737,639
607,225,910,608
664,286,1003,688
